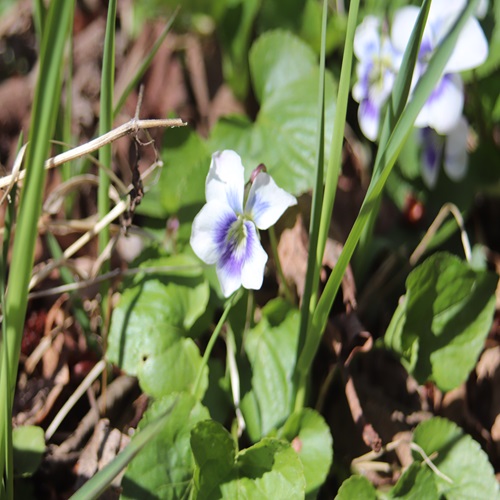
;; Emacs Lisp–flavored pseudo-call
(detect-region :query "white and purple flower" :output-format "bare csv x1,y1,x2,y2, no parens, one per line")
352,16,401,141
391,0,488,134
190,150,297,297
420,116,469,188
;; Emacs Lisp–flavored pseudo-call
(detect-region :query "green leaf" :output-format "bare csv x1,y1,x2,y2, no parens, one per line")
160,125,210,215
335,475,377,499
278,409,333,498
384,252,498,391
412,417,500,499
218,0,260,99
71,396,178,500
191,420,306,499
12,426,45,477
389,462,438,499
107,254,209,398
240,299,300,441
121,393,210,500
210,30,336,195
249,30,317,103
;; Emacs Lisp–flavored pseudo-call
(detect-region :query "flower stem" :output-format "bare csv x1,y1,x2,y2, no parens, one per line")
268,226,295,303
192,289,243,398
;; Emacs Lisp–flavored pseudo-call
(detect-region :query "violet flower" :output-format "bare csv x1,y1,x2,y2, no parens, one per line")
190,150,297,297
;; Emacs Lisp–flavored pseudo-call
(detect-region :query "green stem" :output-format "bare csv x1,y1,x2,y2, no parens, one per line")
98,0,117,318
191,290,242,398
268,226,294,304
295,0,360,410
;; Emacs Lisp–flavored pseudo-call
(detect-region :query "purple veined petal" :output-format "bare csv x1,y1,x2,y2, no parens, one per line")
358,98,381,142
240,221,268,291
444,116,468,181
190,200,237,265
352,61,372,103
444,17,488,73
416,73,464,134
245,172,297,230
354,16,382,61
420,127,444,189
215,219,265,297
205,150,245,213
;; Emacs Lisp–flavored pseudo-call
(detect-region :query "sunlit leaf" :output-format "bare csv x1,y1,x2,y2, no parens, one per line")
278,409,333,498
240,299,300,441
384,252,498,391
121,393,210,500
191,420,306,499
335,475,377,499
12,426,45,477
107,254,209,398
412,417,499,499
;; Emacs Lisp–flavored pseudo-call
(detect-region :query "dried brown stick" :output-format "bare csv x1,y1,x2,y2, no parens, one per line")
50,374,138,457
0,118,186,190
333,313,382,452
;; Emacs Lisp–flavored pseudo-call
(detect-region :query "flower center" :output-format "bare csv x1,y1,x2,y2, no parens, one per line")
226,215,248,250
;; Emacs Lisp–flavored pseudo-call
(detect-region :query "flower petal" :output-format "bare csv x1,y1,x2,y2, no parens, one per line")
444,116,468,181
206,150,245,213
245,172,297,230
241,221,268,291
215,220,266,297
354,16,381,60
190,200,237,265
415,73,463,134
391,6,420,54
420,127,444,189
444,18,488,73
358,98,381,142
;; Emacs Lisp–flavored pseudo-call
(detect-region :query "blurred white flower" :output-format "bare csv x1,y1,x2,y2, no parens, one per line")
420,116,469,188
190,150,297,297
352,16,401,141
391,0,488,134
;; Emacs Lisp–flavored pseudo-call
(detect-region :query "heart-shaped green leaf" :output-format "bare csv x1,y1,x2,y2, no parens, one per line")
240,299,300,441
191,420,306,499
412,417,499,499
278,408,333,498
210,30,336,195
107,254,209,398
384,252,498,391
335,475,377,499
121,393,210,500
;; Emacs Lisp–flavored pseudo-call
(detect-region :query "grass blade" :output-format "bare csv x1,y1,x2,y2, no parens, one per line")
308,0,480,365
69,398,178,500
295,0,328,410
0,0,74,489
98,0,117,282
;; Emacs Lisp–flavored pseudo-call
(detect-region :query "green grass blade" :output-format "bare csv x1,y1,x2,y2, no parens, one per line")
69,398,178,500
0,0,74,487
356,0,431,278
98,0,117,282
113,7,179,117
302,0,479,376
295,0,328,410
295,0,360,382
0,134,21,500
